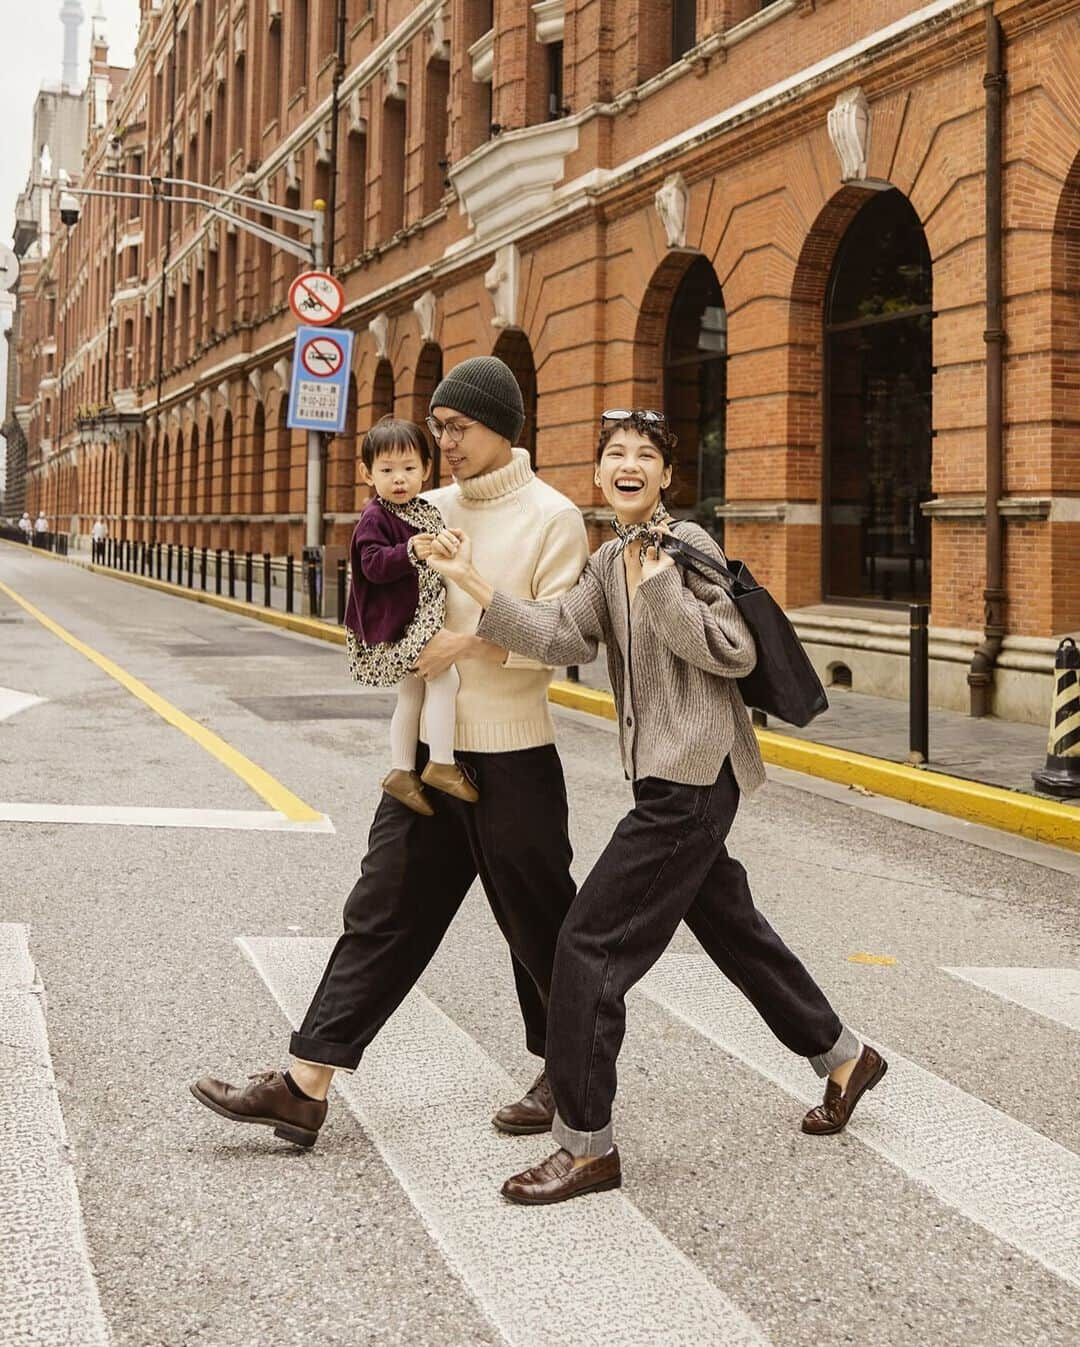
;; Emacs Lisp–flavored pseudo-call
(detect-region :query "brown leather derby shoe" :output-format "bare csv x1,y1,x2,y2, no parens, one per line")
492,1068,555,1135
502,1147,622,1206
801,1044,888,1136
190,1070,327,1147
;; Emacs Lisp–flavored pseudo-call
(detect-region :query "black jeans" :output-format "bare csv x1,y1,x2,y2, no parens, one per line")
290,744,575,1069
547,761,850,1156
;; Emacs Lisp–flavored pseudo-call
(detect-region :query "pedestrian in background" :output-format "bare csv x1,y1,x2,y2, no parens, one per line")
432,409,887,1205
34,511,48,548
91,517,107,563
191,356,591,1148
18,511,32,544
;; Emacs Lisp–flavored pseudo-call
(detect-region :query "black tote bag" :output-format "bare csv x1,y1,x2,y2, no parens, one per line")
659,533,828,728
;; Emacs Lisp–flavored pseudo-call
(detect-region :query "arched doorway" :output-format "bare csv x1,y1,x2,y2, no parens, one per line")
825,189,932,603
663,256,727,536
492,329,537,464
413,343,444,482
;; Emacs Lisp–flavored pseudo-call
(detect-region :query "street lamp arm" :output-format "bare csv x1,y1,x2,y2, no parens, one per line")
99,171,319,232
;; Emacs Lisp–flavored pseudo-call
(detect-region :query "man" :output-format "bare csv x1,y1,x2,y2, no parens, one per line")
34,511,48,548
192,356,589,1144
91,517,108,563
17,511,32,544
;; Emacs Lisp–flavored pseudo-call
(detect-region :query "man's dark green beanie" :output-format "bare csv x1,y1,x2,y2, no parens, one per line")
430,356,525,444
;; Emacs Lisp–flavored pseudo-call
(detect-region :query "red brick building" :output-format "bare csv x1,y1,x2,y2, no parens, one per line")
10,0,1080,722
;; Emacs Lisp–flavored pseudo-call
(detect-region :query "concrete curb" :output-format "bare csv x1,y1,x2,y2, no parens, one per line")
6,540,1078,853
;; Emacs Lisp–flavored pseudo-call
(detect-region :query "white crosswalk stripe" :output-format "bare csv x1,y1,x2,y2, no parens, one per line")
0,926,111,1347
0,803,335,831
239,936,771,1347
942,967,1080,1034
641,952,1080,1290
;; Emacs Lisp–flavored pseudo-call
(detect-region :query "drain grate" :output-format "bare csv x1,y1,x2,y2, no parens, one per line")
233,693,395,721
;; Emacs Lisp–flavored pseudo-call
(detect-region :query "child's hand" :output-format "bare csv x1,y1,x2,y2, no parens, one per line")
410,533,437,561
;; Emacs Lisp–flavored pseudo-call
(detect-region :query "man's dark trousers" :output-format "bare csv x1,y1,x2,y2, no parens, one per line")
290,744,575,1068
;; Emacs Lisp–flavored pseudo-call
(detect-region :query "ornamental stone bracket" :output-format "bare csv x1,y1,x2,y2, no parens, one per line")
469,28,494,84
532,0,565,45
348,89,368,138
273,356,291,390
655,173,689,250
428,3,450,61
450,118,580,241
248,367,264,400
827,87,891,191
413,290,438,344
484,244,520,330
385,50,407,101
369,312,390,359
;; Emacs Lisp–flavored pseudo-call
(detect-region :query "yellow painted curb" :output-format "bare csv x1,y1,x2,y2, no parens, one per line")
549,680,1080,855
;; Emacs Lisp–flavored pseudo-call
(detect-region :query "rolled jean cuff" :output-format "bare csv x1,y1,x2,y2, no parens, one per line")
809,1025,861,1079
552,1110,613,1159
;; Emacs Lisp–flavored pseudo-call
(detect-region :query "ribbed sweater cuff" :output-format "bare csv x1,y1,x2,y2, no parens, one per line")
454,715,556,753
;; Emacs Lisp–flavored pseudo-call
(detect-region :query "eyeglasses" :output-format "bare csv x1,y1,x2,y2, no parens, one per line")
426,415,476,444
601,409,667,425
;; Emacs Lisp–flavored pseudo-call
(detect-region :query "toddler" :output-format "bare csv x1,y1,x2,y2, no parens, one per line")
344,416,478,815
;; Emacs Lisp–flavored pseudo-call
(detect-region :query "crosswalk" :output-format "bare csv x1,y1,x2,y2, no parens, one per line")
4,924,1079,1346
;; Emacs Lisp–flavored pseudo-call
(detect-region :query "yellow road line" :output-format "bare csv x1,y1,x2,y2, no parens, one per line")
0,577,323,824
548,681,1080,855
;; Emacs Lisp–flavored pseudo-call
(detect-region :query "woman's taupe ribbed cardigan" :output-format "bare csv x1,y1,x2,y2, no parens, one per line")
477,521,766,793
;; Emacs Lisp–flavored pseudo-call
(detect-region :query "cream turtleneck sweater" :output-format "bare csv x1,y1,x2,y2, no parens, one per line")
422,448,589,753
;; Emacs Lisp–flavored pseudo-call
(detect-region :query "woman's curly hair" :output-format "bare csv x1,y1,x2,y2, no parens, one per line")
595,412,679,467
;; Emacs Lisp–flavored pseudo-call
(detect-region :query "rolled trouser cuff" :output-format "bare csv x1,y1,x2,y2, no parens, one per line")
552,1110,613,1158
809,1025,861,1078
289,1031,360,1071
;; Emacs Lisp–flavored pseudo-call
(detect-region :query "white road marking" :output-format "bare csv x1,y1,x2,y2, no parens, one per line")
0,687,44,722
239,936,770,1347
641,953,1080,1290
0,925,111,1347
0,803,334,832
943,966,1080,1034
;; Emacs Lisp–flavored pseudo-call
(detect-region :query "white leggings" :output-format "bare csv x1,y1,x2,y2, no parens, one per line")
390,667,459,770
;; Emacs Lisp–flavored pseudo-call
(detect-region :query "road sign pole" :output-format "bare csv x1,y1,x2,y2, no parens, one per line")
305,203,328,553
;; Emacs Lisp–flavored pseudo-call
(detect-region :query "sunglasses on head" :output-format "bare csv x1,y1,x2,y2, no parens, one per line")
601,409,667,425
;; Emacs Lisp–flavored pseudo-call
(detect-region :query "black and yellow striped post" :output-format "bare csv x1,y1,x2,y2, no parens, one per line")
1032,637,1080,798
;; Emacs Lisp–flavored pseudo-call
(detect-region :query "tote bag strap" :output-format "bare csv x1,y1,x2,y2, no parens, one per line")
657,531,741,589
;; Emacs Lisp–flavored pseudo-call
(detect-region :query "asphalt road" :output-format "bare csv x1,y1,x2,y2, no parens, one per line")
1,543,1078,1347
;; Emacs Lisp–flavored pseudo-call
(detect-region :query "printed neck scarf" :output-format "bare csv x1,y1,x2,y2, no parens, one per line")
611,499,671,562
376,494,444,533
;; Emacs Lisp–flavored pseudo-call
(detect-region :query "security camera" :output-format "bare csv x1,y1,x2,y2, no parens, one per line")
59,192,81,227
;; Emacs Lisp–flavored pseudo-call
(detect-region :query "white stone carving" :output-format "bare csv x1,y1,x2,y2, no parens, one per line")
216,381,230,406
828,87,871,183
369,312,390,360
385,51,406,100
233,16,246,60
413,290,438,344
199,388,212,415
348,89,368,138
450,119,579,240
315,126,332,166
469,28,494,84
285,152,301,193
485,244,520,330
273,356,291,389
429,4,450,61
248,367,263,400
532,0,565,45
655,173,689,249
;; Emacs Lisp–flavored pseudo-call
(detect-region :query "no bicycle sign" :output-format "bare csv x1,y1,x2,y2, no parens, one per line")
288,271,345,326
287,324,355,433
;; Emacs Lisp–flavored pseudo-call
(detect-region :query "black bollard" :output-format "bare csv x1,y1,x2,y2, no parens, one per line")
228,549,236,599
286,555,294,613
908,604,930,764
263,552,271,608
215,548,222,595
201,547,207,591
245,552,253,604
337,558,347,626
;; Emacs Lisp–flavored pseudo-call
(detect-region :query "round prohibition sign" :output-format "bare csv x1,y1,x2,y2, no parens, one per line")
301,334,346,378
288,270,345,325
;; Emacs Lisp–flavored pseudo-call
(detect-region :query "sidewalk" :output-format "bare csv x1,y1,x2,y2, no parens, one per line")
570,652,1066,805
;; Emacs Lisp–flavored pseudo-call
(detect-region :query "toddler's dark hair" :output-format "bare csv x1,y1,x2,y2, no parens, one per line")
595,413,679,467
361,415,432,471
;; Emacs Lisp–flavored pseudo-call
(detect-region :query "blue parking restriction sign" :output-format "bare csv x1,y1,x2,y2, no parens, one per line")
287,324,355,433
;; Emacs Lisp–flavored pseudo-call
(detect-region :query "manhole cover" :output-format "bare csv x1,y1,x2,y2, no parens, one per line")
233,694,395,721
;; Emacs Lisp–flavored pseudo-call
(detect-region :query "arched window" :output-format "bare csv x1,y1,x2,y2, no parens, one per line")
250,403,266,515
372,358,395,422
825,189,932,603
275,396,292,514
220,412,233,517
492,330,537,465
187,425,200,518
413,344,444,483
663,256,727,538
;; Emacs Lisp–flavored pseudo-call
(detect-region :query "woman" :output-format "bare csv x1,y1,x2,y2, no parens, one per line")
429,410,887,1205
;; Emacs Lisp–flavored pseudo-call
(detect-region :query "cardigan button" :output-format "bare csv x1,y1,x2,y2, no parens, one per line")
625,716,633,728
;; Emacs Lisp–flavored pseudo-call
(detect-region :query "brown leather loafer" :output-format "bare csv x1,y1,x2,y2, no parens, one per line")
381,769,434,816
802,1044,888,1136
502,1147,622,1205
189,1070,327,1147
492,1068,555,1135
420,760,479,803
